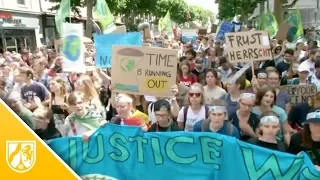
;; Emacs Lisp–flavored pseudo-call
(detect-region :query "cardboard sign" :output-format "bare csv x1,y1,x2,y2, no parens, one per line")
211,24,218,33
280,84,317,104
274,23,290,40
54,39,62,53
113,25,127,34
198,29,207,34
225,31,272,63
111,46,178,96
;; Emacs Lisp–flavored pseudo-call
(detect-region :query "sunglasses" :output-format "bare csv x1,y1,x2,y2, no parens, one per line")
189,93,201,97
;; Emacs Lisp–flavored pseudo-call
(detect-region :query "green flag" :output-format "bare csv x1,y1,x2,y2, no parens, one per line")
55,0,70,35
257,12,278,38
93,0,115,34
158,11,173,39
285,9,304,42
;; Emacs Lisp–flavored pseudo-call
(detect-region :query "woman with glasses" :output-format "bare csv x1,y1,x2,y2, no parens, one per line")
63,92,103,137
193,99,239,138
252,87,291,145
229,93,259,141
177,83,209,132
247,111,286,152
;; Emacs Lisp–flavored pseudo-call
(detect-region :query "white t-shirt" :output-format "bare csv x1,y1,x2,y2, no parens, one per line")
148,99,172,124
177,105,206,132
203,85,227,105
300,59,315,77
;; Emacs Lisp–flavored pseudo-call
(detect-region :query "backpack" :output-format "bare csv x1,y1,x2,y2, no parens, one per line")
201,119,234,135
183,105,209,127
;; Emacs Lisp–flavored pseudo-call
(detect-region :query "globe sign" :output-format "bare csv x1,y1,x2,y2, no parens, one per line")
63,35,81,62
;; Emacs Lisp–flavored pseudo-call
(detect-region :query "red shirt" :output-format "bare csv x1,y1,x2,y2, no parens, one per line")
180,74,198,87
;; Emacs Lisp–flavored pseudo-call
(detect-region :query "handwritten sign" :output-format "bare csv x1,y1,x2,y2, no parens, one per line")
225,31,272,63
94,32,143,68
280,84,317,104
61,23,86,73
49,124,320,180
111,46,178,96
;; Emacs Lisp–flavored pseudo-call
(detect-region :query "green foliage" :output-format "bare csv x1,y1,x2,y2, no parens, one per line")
218,0,266,20
49,0,214,25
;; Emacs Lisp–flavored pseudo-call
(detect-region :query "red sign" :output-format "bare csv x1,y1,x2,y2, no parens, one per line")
0,12,12,19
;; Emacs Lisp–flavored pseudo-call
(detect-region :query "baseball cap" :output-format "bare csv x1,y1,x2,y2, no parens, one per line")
304,110,320,124
153,99,171,112
298,64,310,73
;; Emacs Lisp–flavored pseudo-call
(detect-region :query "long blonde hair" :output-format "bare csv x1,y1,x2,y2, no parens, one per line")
76,75,101,108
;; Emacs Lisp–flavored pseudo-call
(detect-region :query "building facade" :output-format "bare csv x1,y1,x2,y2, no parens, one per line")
0,0,42,52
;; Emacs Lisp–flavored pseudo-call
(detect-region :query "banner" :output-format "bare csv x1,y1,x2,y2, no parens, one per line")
215,21,234,42
94,32,143,68
181,29,197,42
61,23,86,73
225,31,272,63
110,46,178,96
49,124,320,180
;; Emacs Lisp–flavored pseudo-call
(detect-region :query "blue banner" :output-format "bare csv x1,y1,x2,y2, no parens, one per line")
215,21,234,42
49,124,320,180
94,32,143,68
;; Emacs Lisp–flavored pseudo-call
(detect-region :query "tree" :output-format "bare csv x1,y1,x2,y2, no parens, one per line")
189,6,214,25
152,0,189,24
218,0,266,22
274,0,299,23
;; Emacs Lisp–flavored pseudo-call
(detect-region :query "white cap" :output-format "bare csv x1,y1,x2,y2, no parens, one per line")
298,65,310,73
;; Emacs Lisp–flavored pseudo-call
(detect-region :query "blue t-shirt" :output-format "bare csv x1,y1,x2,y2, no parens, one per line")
193,120,240,139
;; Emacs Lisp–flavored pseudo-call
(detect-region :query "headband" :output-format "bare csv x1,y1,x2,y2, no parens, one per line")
260,116,280,124
306,111,320,120
209,106,227,113
189,85,202,92
257,72,267,78
239,93,256,101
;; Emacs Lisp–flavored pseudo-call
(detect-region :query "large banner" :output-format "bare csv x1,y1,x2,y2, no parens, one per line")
61,23,86,73
110,46,178,96
94,32,143,68
49,124,320,180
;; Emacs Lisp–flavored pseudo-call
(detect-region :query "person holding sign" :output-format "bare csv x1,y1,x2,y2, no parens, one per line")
247,111,286,152
193,99,240,139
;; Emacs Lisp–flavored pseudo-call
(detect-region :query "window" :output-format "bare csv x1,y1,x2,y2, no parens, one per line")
17,0,25,5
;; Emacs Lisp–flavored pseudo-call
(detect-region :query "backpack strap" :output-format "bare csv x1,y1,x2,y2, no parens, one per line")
201,119,210,132
183,106,189,127
276,140,287,152
204,105,209,119
227,122,233,136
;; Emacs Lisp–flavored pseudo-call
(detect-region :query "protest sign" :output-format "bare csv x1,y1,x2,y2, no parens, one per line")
211,24,218,33
225,31,272,63
54,39,63,54
215,21,234,41
181,29,197,42
280,84,317,104
94,32,143,68
49,124,320,180
275,23,290,40
111,46,178,96
112,25,127,33
61,23,86,73
198,29,207,34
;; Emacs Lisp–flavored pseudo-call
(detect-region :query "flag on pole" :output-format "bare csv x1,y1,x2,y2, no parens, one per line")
257,12,278,38
285,9,304,42
55,0,70,35
158,11,173,39
93,0,116,34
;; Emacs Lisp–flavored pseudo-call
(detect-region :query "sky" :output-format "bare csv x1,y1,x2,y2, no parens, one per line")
185,0,218,14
